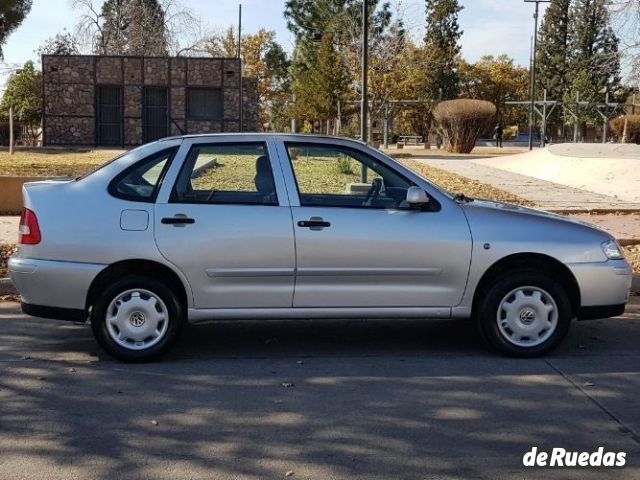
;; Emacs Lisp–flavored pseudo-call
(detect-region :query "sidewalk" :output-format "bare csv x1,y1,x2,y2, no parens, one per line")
418,158,640,212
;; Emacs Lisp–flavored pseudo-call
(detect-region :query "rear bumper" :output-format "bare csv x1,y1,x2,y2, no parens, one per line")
8,256,105,310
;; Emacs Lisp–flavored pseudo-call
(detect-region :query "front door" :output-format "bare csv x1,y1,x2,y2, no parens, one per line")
154,139,295,309
281,142,472,308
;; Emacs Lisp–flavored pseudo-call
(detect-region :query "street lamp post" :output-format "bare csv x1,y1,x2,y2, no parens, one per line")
360,0,369,182
524,0,550,151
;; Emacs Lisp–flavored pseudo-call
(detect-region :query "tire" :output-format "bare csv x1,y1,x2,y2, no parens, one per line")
477,270,572,357
91,275,185,362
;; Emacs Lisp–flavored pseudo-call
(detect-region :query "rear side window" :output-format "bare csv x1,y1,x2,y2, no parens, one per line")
109,147,177,202
170,143,278,206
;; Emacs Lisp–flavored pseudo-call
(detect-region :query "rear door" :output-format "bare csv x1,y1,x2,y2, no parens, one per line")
154,136,295,309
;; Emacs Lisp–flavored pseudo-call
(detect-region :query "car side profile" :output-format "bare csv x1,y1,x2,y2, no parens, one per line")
9,134,633,361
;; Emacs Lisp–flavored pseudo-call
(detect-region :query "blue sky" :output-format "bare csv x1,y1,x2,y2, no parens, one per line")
1,0,546,87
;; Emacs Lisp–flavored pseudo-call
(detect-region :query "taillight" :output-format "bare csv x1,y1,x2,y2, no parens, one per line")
19,208,41,245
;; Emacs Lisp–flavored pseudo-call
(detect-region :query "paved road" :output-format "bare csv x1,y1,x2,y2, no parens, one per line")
0,300,639,480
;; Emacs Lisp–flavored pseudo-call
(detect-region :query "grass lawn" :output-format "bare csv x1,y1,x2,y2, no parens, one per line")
0,149,122,177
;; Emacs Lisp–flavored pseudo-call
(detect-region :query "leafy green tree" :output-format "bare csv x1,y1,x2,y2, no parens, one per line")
291,33,350,126
565,0,621,131
537,0,571,133
423,0,463,100
98,0,168,55
0,61,42,142
0,0,32,60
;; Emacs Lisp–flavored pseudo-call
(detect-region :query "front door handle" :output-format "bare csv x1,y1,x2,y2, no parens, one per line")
297,217,331,230
162,215,195,225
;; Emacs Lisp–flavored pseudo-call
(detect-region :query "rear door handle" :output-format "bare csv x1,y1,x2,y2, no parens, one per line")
297,217,331,230
161,216,195,225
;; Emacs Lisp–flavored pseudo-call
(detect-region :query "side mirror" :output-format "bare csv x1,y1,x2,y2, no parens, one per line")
406,186,429,207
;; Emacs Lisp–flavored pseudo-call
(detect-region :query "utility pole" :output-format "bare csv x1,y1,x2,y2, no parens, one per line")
238,3,243,132
524,0,550,150
360,0,369,182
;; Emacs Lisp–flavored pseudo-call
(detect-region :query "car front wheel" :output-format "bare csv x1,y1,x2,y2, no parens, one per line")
477,271,572,357
91,275,184,362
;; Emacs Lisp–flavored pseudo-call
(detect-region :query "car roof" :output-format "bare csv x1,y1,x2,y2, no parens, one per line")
159,133,367,146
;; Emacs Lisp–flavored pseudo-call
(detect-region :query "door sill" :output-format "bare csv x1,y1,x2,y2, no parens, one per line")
187,306,451,323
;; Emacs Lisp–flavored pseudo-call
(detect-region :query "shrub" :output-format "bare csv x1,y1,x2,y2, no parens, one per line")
433,99,496,153
610,115,640,144
336,156,354,174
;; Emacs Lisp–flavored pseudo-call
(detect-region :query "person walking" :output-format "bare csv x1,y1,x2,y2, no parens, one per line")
494,124,503,148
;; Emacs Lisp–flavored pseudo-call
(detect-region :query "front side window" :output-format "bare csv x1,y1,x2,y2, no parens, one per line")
109,147,177,202
286,143,413,209
171,143,278,206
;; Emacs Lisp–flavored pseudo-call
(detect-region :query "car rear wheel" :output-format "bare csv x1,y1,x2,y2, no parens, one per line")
477,270,572,357
91,275,184,362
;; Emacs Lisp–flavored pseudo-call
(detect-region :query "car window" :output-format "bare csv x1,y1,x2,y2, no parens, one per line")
285,143,413,209
171,143,278,206
109,147,177,202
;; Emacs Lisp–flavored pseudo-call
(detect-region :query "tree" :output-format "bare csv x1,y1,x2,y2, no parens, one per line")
0,61,42,143
285,0,404,136
98,0,168,55
565,0,621,132
423,0,463,100
537,0,571,134
37,30,81,56
0,0,32,60
291,32,350,128
458,55,529,128
73,0,198,56
205,27,291,131
395,0,463,143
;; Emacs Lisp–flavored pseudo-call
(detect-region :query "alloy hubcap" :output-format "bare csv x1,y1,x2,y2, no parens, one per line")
105,289,169,351
496,286,558,347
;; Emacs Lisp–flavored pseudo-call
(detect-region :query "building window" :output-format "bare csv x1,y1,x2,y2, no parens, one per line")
187,88,223,121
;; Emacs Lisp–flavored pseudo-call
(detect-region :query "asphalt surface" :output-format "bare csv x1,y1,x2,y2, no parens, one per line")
0,300,639,480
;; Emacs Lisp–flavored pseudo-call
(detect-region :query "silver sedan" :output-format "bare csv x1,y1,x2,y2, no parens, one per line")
9,134,633,361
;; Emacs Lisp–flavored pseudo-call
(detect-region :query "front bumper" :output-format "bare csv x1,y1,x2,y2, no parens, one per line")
567,259,633,315
8,256,105,310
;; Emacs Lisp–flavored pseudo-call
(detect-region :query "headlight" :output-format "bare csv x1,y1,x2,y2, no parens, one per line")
601,240,623,259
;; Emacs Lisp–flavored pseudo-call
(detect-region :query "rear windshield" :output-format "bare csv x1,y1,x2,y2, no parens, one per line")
76,143,174,181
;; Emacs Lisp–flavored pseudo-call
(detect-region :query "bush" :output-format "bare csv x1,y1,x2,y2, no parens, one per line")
610,115,640,144
336,156,354,174
433,99,496,153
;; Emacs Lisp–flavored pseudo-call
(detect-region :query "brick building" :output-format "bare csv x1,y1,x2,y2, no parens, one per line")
42,55,258,147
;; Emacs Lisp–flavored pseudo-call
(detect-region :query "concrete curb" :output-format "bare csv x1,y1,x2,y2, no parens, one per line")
0,277,17,296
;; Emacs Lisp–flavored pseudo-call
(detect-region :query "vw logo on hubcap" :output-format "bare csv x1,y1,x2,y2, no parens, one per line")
129,312,146,327
519,309,536,325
